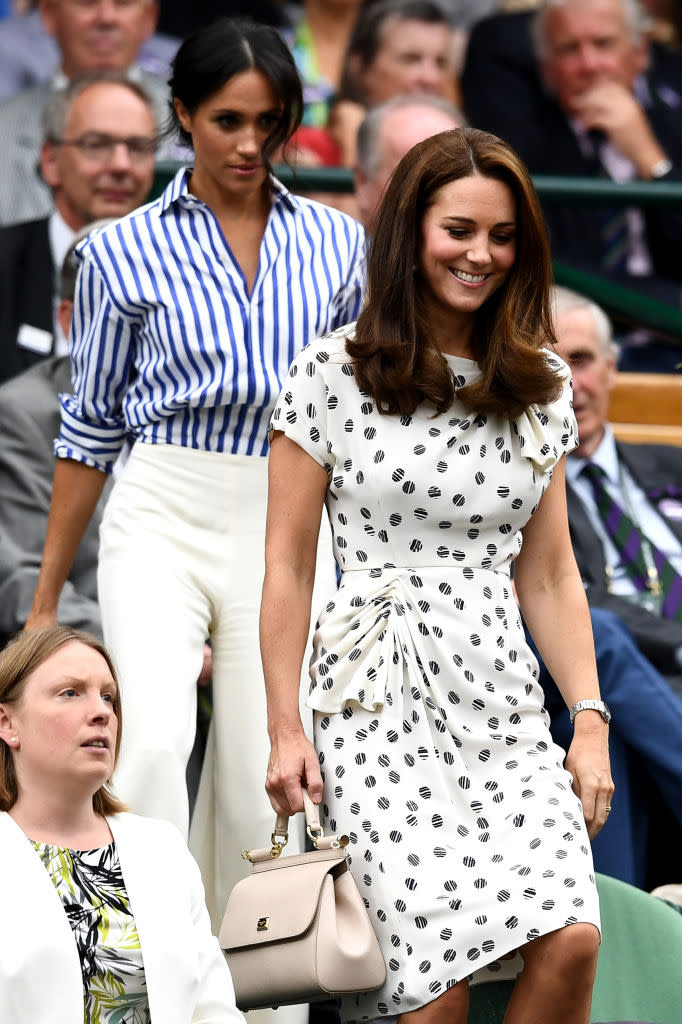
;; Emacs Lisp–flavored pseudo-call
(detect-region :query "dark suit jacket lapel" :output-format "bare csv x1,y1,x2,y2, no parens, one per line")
617,442,682,546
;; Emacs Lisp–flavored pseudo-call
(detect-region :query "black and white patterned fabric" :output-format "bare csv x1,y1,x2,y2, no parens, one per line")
270,326,600,1022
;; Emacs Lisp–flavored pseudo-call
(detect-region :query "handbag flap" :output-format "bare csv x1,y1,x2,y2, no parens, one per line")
220,853,347,952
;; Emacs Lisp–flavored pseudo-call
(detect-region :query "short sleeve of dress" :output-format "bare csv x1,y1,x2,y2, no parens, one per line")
269,338,336,474
513,350,578,474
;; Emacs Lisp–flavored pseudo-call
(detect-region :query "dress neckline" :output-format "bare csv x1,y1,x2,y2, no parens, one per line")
441,351,479,368
30,838,116,855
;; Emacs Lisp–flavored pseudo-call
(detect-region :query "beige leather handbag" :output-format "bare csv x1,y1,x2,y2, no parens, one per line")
219,790,386,1010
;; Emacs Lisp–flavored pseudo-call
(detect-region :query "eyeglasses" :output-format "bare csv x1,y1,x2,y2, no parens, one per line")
51,133,158,164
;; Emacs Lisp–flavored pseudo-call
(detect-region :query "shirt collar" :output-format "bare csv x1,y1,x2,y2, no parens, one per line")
566,425,619,486
48,207,76,273
159,167,301,216
51,64,144,92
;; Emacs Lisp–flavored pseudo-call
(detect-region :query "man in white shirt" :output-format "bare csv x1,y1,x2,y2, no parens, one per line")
528,284,682,888
0,74,157,383
0,0,167,225
552,284,682,688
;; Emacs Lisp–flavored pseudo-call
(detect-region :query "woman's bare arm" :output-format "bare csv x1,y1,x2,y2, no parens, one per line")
26,459,107,629
514,457,614,838
260,431,328,816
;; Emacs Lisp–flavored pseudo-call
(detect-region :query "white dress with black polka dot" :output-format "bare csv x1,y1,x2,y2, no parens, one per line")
270,326,600,1022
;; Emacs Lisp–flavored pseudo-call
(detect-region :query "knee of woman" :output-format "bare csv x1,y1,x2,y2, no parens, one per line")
522,923,599,982
548,923,600,976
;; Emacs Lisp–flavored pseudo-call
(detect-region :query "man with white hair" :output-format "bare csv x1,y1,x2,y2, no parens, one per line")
463,0,682,342
525,284,682,888
354,92,466,230
552,284,682,687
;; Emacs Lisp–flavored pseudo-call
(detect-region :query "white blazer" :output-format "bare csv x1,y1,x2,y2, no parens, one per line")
0,810,245,1023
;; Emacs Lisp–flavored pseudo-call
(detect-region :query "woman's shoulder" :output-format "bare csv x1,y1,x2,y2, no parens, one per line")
282,187,365,240
540,346,571,385
291,323,357,373
76,193,169,266
107,811,186,848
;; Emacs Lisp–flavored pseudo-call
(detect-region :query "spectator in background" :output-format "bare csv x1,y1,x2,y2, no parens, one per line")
0,0,179,101
354,92,466,229
330,0,458,164
551,285,682,695
0,626,244,1023
0,75,157,383
0,221,114,651
0,0,167,225
529,283,682,888
462,0,682,370
283,0,366,128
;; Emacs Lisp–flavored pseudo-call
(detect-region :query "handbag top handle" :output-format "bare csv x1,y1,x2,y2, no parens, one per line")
243,789,349,864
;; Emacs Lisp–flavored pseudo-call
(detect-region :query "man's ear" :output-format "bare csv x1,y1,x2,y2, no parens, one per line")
57,299,74,342
41,141,61,190
606,354,618,393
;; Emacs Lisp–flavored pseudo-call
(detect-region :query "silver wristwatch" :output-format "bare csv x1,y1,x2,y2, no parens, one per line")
569,699,612,725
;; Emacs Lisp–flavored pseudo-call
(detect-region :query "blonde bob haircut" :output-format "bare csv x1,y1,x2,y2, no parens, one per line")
0,626,126,815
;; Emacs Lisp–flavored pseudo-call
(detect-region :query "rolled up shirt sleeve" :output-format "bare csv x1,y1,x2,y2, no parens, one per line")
56,246,136,474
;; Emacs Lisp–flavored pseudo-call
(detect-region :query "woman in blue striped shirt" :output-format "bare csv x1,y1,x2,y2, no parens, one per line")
27,18,366,943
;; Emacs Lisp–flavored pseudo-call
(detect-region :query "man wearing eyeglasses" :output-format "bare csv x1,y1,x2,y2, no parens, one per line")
0,0,166,227
0,75,157,384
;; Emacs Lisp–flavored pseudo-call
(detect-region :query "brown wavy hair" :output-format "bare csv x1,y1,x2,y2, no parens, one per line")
0,626,126,815
347,127,562,417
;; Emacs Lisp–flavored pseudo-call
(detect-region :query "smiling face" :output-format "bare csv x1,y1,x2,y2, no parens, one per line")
0,641,119,802
174,69,284,208
360,16,453,104
540,0,647,115
418,174,517,354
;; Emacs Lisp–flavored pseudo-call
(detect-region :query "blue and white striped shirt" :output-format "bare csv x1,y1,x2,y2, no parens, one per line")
57,168,366,471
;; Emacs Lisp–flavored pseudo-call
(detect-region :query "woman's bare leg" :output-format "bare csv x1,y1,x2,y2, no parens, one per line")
397,979,469,1024
503,923,600,1024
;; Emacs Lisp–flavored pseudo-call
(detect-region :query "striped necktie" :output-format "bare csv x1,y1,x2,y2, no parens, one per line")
582,462,682,622
587,130,630,272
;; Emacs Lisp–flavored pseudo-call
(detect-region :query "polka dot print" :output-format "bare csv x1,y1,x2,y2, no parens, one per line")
270,327,600,1022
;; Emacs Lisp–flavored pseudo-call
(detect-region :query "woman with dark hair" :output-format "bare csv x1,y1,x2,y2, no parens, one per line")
0,626,243,1023
262,127,613,1024
26,16,365,941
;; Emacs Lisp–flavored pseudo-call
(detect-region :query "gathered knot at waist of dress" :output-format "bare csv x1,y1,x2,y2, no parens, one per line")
308,564,516,715
341,562,512,580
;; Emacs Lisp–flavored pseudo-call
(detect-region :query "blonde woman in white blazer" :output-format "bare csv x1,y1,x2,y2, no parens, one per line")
0,626,244,1024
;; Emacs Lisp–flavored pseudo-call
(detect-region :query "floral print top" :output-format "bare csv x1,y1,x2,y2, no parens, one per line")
30,840,150,1024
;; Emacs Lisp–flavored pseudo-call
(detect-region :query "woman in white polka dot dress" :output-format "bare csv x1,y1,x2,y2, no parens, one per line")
261,128,613,1024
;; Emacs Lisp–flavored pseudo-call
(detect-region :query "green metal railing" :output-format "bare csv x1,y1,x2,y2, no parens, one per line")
151,164,682,341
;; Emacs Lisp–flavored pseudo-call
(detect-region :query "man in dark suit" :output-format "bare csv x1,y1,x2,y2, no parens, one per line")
0,74,156,384
533,283,682,888
552,284,682,689
462,0,682,327
0,225,111,648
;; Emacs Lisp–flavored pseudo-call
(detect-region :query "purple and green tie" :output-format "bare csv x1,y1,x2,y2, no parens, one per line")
582,462,682,623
